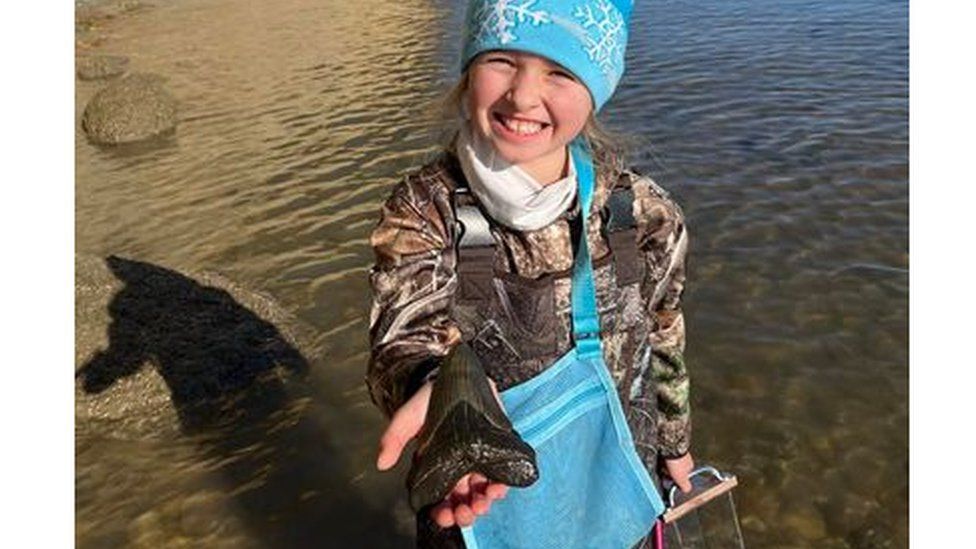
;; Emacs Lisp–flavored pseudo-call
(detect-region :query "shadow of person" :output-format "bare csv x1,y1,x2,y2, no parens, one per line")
76,255,410,547
77,255,308,433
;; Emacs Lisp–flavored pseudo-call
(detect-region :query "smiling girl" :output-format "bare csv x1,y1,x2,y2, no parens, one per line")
367,1,693,547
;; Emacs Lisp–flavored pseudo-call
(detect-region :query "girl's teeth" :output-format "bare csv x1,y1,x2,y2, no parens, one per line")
502,116,543,135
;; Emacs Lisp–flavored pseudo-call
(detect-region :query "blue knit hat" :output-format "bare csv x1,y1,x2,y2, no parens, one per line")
461,0,633,111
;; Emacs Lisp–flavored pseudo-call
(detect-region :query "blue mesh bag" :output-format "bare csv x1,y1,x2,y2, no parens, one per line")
460,143,665,548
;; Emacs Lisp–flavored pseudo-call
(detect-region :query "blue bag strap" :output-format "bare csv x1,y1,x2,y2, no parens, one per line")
569,141,603,359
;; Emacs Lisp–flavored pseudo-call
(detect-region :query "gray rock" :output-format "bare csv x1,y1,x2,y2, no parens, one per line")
77,54,130,80
82,73,178,144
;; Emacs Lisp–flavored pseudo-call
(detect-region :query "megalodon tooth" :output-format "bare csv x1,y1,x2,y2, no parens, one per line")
406,343,539,512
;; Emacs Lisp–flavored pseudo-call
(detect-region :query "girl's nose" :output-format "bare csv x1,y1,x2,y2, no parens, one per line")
506,70,543,111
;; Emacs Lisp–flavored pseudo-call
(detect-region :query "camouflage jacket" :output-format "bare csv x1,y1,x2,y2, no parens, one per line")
366,149,692,460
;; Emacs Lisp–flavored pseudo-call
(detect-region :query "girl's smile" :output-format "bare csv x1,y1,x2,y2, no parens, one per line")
490,111,551,141
466,50,593,184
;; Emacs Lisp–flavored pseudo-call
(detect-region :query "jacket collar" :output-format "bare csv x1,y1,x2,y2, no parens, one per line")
438,142,623,221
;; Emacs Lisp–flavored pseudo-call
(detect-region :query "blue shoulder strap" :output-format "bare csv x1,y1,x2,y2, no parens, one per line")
569,141,603,359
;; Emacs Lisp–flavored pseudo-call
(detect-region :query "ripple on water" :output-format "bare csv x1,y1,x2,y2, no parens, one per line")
77,0,906,546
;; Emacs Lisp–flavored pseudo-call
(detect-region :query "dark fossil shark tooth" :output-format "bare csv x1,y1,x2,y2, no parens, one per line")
406,343,539,512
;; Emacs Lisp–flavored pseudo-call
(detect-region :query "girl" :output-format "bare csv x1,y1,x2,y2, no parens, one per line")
368,1,693,546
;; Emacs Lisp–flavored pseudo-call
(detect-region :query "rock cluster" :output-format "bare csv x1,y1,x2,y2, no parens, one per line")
77,2,180,145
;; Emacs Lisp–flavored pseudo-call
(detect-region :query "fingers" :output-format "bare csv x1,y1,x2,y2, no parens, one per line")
453,502,476,527
376,384,432,471
452,474,472,498
468,474,490,515
428,473,511,529
485,482,508,500
451,478,476,526
431,475,474,528
431,500,455,528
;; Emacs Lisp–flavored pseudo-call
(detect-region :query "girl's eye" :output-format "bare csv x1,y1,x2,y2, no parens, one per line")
551,70,576,81
486,56,516,66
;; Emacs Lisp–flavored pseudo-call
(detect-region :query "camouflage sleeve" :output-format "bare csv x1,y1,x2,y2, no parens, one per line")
633,175,692,459
366,174,462,418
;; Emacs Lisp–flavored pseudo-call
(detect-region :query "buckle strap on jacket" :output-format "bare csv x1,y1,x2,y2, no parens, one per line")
451,173,644,290
453,186,496,301
603,174,642,286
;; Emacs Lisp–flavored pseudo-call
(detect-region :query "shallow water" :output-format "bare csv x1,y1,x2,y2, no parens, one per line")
76,0,908,546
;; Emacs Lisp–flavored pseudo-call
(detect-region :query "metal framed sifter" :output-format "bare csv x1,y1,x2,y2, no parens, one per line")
653,466,745,549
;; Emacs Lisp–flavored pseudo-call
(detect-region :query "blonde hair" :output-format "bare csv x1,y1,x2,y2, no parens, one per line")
432,68,631,168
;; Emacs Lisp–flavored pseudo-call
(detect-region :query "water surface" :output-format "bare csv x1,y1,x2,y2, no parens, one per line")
76,0,908,546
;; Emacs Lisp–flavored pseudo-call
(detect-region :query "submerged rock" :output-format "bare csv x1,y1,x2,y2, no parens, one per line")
781,506,828,540
76,0,151,25
77,54,130,80
76,1,151,50
82,73,178,144
75,254,316,440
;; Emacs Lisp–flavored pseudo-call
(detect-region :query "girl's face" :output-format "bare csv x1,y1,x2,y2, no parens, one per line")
466,50,593,182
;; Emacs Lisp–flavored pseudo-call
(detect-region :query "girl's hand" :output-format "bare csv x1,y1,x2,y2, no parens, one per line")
376,379,509,528
663,453,695,493
429,471,508,528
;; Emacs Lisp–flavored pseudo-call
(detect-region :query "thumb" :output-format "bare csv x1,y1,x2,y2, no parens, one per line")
673,463,694,493
376,384,431,471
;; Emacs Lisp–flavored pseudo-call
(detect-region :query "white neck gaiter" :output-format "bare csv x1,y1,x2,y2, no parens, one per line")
456,124,577,232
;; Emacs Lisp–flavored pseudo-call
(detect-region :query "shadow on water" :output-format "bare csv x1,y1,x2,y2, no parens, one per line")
76,256,409,547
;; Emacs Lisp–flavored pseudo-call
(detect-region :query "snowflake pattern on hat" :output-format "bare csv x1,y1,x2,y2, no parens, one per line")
574,0,626,79
472,0,552,45
462,0,631,110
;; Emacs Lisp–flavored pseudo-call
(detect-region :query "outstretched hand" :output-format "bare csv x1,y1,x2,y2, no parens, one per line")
376,380,510,528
